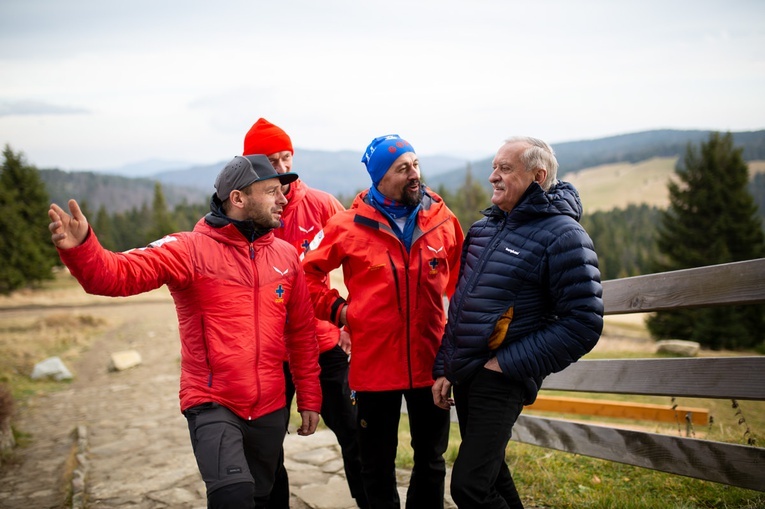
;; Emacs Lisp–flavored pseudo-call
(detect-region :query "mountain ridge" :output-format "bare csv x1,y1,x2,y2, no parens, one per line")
39,129,765,215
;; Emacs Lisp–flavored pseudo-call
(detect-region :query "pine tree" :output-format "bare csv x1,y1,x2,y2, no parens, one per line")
93,205,116,251
147,182,178,242
0,145,57,294
647,132,765,350
457,163,491,232
580,205,661,280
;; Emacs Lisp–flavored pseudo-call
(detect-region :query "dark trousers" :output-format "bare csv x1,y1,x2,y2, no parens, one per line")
184,403,287,509
451,368,525,509
355,387,450,509
269,346,367,508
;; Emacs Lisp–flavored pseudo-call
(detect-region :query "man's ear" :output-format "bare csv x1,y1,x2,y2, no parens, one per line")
228,189,246,209
534,168,547,185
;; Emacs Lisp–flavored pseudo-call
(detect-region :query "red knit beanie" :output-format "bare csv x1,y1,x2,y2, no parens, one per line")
243,118,294,156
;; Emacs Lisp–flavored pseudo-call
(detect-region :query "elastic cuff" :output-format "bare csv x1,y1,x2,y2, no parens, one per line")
330,298,347,326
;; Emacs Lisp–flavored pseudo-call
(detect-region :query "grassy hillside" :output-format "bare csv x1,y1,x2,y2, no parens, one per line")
568,157,678,212
568,158,765,213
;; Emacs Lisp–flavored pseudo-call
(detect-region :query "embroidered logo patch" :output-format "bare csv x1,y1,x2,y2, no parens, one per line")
429,257,439,275
275,284,285,303
226,466,243,475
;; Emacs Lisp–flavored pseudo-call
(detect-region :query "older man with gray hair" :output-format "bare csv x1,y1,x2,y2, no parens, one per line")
433,137,604,508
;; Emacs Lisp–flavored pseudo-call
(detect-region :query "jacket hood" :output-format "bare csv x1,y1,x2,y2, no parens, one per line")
283,177,306,211
483,180,583,223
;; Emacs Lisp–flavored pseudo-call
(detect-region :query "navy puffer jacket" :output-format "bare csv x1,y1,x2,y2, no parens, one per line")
433,181,604,404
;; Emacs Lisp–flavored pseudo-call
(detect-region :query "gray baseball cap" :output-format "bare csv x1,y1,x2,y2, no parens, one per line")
214,154,299,201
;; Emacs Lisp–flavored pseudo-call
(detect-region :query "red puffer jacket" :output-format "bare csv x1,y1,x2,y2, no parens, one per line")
57,218,321,421
276,178,345,353
302,188,463,392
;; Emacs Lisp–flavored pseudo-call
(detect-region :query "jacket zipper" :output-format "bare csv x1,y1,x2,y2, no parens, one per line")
453,215,507,328
388,244,414,389
202,315,213,387
376,213,449,390
249,243,261,419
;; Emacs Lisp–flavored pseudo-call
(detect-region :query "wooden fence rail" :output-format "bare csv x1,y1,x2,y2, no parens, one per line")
511,258,765,492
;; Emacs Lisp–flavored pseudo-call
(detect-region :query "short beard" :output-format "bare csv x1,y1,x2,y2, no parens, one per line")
400,182,423,207
244,201,280,229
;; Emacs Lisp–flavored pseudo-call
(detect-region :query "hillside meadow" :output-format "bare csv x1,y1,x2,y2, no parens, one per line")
565,157,765,213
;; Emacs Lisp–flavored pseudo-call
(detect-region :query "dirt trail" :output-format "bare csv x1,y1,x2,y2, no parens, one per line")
0,279,651,508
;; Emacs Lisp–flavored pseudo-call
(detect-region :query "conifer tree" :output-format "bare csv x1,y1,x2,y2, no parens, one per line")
456,163,491,232
647,132,765,350
93,205,116,251
147,182,178,242
0,146,57,293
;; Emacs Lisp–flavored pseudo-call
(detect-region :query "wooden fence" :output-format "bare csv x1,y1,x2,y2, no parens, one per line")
511,258,765,492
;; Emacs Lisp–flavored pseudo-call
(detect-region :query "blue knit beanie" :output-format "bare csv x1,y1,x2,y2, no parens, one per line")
361,134,416,186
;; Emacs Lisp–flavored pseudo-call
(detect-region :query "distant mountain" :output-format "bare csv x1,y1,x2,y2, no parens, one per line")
152,150,468,198
427,129,765,193
100,159,198,178
39,129,765,216
41,169,209,214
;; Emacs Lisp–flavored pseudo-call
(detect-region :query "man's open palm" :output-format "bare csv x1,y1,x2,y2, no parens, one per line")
48,199,89,249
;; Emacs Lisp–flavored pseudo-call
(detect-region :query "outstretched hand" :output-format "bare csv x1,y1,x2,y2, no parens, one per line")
48,199,89,249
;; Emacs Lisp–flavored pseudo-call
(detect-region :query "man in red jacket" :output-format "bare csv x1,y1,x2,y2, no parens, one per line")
48,154,322,509
243,118,367,508
303,134,464,508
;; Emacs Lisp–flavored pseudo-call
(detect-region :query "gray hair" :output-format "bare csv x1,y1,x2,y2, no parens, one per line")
504,136,558,191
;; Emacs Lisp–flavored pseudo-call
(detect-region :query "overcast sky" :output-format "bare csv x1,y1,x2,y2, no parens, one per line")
1,0,764,171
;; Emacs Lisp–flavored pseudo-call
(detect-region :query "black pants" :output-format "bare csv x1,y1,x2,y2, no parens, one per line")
355,387,450,509
269,346,367,508
451,368,525,509
184,403,287,509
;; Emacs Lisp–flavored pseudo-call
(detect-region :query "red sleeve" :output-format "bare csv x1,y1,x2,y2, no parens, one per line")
301,220,347,327
284,254,322,413
57,227,193,296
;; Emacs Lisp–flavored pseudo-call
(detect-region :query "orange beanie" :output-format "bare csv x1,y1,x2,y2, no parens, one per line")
243,118,293,156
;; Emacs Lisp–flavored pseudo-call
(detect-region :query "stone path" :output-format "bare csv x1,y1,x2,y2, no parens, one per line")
0,299,456,509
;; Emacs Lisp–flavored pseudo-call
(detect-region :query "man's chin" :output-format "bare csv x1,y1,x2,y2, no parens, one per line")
402,188,423,207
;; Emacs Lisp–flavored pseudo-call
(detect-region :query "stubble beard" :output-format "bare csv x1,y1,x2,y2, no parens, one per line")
245,201,280,229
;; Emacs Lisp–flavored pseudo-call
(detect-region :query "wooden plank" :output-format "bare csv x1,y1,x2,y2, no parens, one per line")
543,357,765,400
525,395,709,425
512,414,765,492
602,258,765,314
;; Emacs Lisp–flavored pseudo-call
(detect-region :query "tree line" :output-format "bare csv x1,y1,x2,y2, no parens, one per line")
1,132,763,350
